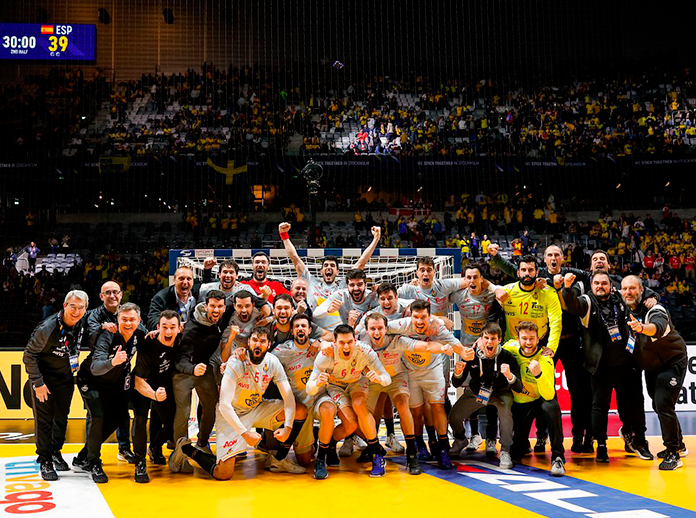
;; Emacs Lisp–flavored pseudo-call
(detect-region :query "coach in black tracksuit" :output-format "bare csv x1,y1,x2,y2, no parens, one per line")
621,275,688,470
561,271,650,463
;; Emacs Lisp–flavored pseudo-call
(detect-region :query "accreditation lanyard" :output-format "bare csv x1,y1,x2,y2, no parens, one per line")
598,304,622,343
58,314,81,373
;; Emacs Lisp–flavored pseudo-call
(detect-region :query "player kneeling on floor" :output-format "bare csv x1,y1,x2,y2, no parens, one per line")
169,326,307,480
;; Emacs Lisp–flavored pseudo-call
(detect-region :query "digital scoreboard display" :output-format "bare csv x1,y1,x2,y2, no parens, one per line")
0,23,96,61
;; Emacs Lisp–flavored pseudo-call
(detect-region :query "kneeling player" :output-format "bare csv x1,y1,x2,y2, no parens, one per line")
306,324,391,478
169,326,307,479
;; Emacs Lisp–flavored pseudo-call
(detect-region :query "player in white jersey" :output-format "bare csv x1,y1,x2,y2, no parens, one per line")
387,300,464,470
270,313,322,467
279,222,382,309
220,290,265,357
168,326,308,479
397,256,470,317
313,269,379,332
306,324,391,478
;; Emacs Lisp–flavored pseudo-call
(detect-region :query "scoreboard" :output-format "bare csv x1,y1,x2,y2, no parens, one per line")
0,23,96,61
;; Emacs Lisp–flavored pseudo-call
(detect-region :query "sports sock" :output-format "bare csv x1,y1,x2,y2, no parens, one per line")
275,420,306,461
405,435,417,456
367,438,380,456
385,418,395,436
415,434,427,449
181,444,216,476
317,442,330,461
438,434,450,453
426,425,437,444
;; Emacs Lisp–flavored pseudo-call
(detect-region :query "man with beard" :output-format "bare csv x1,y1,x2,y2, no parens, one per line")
387,301,463,469
561,272,651,463
306,324,392,478
241,251,290,303
219,290,266,355
132,310,181,483
197,258,271,315
279,222,382,309
170,290,227,473
74,303,145,483
266,294,331,350
314,269,379,332
23,290,88,481
621,276,688,470
489,243,593,454
169,326,306,479
450,323,522,470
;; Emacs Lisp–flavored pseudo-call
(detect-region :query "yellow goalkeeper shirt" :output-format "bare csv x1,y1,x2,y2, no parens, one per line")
501,282,562,353
503,340,556,404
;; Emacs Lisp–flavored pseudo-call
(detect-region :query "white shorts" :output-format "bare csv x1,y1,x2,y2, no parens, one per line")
215,400,284,462
407,368,446,407
326,377,369,409
311,390,336,414
367,372,410,411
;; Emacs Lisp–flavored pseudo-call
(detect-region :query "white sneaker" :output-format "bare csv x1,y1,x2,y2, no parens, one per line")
266,455,307,474
466,434,483,452
551,457,566,477
449,438,468,457
354,436,368,451
499,451,513,469
168,437,191,473
339,437,354,457
485,438,497,456
386,433,405,454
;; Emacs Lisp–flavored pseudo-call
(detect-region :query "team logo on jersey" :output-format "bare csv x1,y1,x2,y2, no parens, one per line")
408,353,426,366
263,363,269,372
670,377,678,386
245,393,261,407
351,359,357,367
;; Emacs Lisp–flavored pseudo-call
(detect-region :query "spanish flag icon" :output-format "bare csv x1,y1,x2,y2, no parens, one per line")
40,25,54,34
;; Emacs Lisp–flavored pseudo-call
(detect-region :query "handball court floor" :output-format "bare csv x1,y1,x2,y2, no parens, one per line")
1,414,695,518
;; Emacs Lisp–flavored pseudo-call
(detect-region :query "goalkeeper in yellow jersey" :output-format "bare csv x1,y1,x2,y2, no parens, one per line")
500,255,562,355
504,321,566,477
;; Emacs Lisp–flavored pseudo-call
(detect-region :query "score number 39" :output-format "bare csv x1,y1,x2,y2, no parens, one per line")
48,35,69,53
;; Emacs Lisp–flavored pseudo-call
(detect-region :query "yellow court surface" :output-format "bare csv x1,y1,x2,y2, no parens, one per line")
1,423,695,518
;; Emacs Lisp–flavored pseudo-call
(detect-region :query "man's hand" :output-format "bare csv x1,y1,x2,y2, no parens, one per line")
259,285,273,301
257,316,274,327
553,274,563,290
242,430,262,447
488,243,500,257
308,340,321,353
279,222,291,235
454,361,466,377
274,426,292,443
220,362,227,374
145,329,159,340
628,314,644,334
534,278,548,290
296,301,308,315
203,257,216,270
410,278,419,286
111,345,128,367
34,385,50,403
226,325,241,344
500,363,513,381
366,369,380,383
643,297,657,309
348,310,361,328
529,360,542,377
234,347,247,361
461,346,475,362
425,318,441,336
563,273,576,289
371,226,382,242
320,341,334,357
328,297,344,313
155,387,167,402
541,346,554,357
494,287,510,304
316,372,330,387
193,363,207,376
439,344,454,356
102,322,118,333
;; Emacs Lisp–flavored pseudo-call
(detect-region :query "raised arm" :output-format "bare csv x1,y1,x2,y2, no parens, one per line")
279,222,306,277
488,243,517,278
354,226,382,270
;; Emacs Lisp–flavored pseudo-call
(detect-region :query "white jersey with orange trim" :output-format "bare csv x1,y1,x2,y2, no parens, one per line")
301,269,346,309
271,339,319,405
222,353,287,417
386,317,459,371
398,279,462,316
308,341,388,389
450,286,498,345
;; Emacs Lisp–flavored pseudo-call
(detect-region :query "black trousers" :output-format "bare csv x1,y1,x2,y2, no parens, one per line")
555,335,592,440
645,358,687,452
591,363,646,443
511,397,565,461
132,388,176,461
31,379,74,463
79,384,130,465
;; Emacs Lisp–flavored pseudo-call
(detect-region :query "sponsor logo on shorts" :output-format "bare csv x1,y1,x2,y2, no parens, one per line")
223,440,238,448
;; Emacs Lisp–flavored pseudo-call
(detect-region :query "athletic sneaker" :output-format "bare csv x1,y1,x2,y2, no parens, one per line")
632,441,654,461
571,437,584,454
485,438,497,456
659,451,683,471
326,446,341,467
314,458,328,480
386,433,405,453
72,455,90,473
534,437,547,453
449,438,468,457
168,437,192,473
354,436,368,451
148,446,166,465
437,449,454,470
499,451,513,469
618,427,634,453
52,452,69,471
417,445,433,462
90,461,108,483
195,441,213,455
134,460,149,483
658,445,688,459
266,455,307,474
406,453,423,475
596,444,609,463
582,436,595,454
550,457,566,477
466,434,483,452
357,449,373,463
339,436,354,457
40,460,58,481
118,448,136,464
370,454,386,477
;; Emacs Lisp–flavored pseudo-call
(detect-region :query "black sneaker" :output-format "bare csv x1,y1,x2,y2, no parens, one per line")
90,461,108,483
314,458,328,480
571,437,584,454
134,461,149,483
326,446,340,467
534,437,547,453
632,441,654,461
148,446,166,465
658,451,683,471
118,448,136,464
582,436,594,454
618,427,634,453
357,449,372,463
406,453,423,475
52,452,70,471
657,444,688,459
40,460,58,481
596,444,609,463
72,455,90,473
